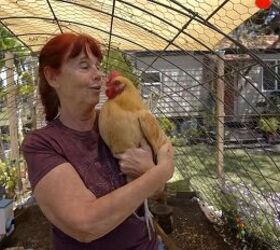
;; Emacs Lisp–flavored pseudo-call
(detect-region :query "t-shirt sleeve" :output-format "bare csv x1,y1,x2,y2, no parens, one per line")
21,132,67,191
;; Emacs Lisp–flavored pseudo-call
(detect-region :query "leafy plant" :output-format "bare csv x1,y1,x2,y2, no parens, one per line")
0,26,27,68
258,117,279,134
257,91,280,115
180,118,205,144
170,136,186,147
101,48,139,86
18,71,34,95
158,116,176,136
0,161,18,198
184,126,203,139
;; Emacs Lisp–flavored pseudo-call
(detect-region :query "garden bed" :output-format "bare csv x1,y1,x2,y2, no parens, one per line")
0,194,273,250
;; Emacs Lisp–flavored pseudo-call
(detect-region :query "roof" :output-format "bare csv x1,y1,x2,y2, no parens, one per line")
0,0,259,53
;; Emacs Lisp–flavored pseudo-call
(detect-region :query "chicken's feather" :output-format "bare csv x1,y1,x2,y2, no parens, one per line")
138,110,168,157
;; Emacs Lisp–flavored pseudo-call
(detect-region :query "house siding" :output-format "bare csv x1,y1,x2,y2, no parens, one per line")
133,52,280,123
134,54,207,118
236,53,280,122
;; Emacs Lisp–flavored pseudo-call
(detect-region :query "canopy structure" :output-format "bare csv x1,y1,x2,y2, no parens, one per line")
0,0,259,53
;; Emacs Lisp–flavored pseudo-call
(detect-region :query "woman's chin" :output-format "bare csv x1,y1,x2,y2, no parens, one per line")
89,97,100,107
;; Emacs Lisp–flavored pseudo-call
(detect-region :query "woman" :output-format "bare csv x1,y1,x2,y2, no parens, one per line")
21,33,174,250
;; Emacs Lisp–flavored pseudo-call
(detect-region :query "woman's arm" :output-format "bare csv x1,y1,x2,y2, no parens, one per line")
34,142,174,243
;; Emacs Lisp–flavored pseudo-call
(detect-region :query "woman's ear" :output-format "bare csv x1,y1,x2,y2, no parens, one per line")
44,66,59,88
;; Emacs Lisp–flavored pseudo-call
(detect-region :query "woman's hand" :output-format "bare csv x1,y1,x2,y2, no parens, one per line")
115,139,155,179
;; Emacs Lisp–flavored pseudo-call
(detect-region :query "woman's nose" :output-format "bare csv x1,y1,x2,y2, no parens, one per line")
92,67,102,81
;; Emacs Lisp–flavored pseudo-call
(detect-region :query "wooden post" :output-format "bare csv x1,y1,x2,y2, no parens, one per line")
5,52,22,192
30,56,38,130
0,130,6,162
216,53,225,185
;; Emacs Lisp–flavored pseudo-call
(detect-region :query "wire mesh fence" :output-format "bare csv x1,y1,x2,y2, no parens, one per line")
0,0,280,249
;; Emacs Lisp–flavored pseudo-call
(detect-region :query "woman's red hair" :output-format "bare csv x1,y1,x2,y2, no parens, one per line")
38,33,103,122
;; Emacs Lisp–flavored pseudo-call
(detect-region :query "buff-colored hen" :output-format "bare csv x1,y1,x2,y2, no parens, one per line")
99,72,168,239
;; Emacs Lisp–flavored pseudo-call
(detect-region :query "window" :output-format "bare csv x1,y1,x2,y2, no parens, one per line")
141,71,162,98
262,60,280,91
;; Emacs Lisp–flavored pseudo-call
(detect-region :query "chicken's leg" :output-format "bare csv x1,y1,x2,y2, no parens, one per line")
144,198,155,240
133,198,155,240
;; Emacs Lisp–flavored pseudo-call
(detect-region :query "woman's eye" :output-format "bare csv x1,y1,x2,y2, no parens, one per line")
80,62,89,69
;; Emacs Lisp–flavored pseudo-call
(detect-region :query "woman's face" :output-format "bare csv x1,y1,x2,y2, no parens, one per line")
54,48,103,110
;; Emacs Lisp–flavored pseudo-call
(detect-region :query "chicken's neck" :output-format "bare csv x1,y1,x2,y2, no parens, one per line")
112,89,146,111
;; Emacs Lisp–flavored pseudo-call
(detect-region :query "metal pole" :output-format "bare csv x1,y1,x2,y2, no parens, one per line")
215,52,225,185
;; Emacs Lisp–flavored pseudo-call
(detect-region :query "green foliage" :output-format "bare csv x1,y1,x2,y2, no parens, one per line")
0,161,17,197
258,117,279,134
101,48,139,87
0,88,7,98
184,125,203,140
0,71,34,99
19,71,33,85
18,84,34,96
170,136,186,147
219,196,248,241
0,28,17,50
18,71,34,95
0,133,10,143
258,92,280,115
158,116,176,136
0,26,31,102
180,118,205,144
200,107,217,135
0,26,27,68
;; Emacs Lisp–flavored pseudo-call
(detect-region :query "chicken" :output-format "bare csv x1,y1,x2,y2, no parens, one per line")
99,71,168,240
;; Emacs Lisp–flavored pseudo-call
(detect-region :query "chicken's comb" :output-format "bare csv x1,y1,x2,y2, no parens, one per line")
108,71,121,82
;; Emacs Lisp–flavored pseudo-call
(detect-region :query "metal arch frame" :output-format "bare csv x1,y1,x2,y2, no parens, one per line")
146,0,280,83
46,0,63,33
107,0,117,63
0,35,263,129
7,32,280,192
2,0,263,77
1,1,279,107
1,6,279,117
1,14,280,120
2,0,280,183
142,9,199,72
0,28,266,145
55,0,227,57
205,0,230,21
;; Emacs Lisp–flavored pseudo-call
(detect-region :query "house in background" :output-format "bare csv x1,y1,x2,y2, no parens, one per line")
220,35,280,124
131,35,280,129
133,51,208,119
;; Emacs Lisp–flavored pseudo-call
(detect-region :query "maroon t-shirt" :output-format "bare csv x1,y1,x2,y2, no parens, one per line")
21,115,158,250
